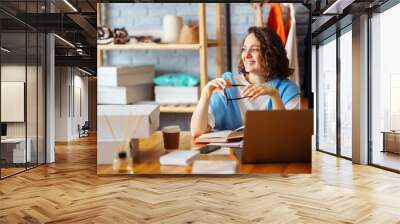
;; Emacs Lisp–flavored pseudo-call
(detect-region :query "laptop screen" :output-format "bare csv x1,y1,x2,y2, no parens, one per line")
1,123,7,137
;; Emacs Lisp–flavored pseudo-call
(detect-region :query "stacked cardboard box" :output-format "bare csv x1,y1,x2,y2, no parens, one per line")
97,65,155,104
97,65,159,165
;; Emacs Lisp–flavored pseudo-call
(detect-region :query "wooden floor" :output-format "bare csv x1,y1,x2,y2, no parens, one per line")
1,135,400,223
1,167,25,178
372,150,400,171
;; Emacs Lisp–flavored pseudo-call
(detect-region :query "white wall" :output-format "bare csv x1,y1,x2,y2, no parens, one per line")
1,64,46,164
1,66,26,134
55,66,89,141
55,66,69,141
1,65,36,138
103,3,310,80
71,73,89,138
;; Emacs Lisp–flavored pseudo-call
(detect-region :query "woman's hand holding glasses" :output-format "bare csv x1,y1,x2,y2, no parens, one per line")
203,78,279,103
241,84,278,101
202,78,229,98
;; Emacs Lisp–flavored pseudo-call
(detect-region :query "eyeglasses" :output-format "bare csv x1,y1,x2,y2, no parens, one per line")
223,84,252,105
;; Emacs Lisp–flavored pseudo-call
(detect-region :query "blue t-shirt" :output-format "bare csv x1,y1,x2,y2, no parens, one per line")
209,72,300,130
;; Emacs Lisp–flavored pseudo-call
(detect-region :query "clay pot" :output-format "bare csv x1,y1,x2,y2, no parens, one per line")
179,25,199,44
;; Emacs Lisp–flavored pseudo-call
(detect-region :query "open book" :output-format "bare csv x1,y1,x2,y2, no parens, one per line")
195,126,244,143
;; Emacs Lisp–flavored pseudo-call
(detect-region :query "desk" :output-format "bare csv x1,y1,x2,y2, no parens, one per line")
97,132,311,175
1,138,31,163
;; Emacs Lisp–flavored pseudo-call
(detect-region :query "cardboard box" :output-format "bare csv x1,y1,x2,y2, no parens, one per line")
97,84,153,105
97,104,159,140
97,65,155,87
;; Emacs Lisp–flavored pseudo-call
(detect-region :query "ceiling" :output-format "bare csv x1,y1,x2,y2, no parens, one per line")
311,0,391,43
0,0,97,75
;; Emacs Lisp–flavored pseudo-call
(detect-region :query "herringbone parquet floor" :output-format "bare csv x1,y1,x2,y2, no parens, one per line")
1,134,400,223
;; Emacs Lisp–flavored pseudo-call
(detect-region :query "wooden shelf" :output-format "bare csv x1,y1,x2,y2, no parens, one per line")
98,3,223,90
98,39,219,51
160,104,196,113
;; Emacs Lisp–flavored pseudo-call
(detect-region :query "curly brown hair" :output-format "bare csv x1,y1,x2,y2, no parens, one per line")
238,26,293,81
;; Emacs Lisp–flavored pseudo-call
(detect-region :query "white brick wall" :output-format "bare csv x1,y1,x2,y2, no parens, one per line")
100,3,310,131
102,3,309,79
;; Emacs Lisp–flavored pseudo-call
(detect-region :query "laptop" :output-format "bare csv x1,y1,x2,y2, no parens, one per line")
238,110,313,163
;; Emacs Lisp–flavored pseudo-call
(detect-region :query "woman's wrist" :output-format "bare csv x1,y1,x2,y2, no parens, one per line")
270,87,279,98
269,88,282,103
270,88,285,109
201,87,212,99
261,85,279,98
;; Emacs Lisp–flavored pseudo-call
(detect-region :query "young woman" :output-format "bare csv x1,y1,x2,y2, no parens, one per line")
190,26,300,137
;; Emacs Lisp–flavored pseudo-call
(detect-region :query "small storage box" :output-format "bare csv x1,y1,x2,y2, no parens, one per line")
155,86,198,104
97,104,159,140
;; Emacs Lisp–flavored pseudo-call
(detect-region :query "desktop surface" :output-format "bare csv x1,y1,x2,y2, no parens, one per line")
97,131,311,175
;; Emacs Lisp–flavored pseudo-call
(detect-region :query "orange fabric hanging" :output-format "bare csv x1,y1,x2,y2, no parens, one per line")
267,3,287,45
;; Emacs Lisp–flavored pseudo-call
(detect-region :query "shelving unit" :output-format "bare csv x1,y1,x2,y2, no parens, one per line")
97,3,223,113
97,40,219,51
159,104,197,113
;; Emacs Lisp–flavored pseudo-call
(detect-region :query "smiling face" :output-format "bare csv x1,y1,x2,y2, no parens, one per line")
238,27,292,82
240,33,266,76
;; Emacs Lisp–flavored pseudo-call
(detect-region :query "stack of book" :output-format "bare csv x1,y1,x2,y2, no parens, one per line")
98,65,155,104
159,150,199,166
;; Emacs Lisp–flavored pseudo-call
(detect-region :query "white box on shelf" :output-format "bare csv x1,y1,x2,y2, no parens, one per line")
155,86,198,104
97,104,159,141
97,65,155,87
97,84,153,105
